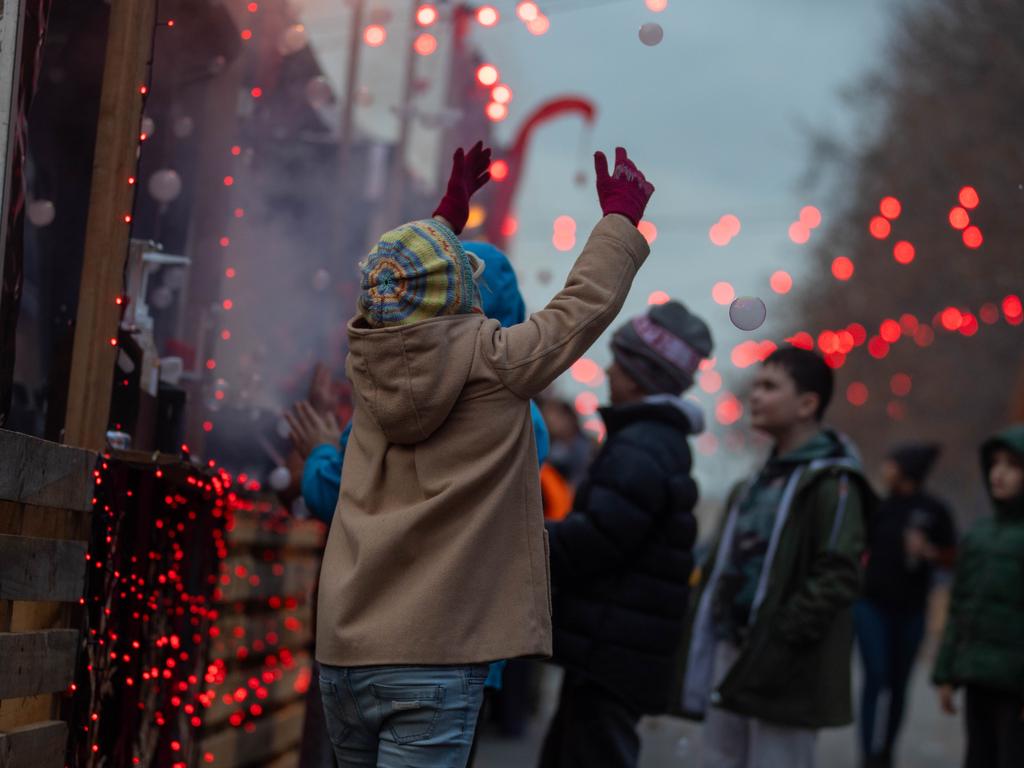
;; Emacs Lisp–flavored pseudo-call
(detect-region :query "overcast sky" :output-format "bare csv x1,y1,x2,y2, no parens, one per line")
302,0,904,491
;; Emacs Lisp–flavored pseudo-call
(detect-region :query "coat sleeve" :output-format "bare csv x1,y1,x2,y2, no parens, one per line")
300,424,351,523
481,214,649,400
776,472,867,646
546,431,691,585
931,542,965,687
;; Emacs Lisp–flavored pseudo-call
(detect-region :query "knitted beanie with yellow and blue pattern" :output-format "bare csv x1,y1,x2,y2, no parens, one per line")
357,219,482,328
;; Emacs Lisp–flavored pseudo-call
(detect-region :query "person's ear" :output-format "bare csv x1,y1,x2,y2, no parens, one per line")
796,391,820,421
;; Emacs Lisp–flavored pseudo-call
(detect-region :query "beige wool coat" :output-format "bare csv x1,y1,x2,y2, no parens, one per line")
316,214,650,667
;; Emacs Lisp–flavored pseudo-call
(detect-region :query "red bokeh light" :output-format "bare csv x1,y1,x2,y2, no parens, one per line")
716,394,743,426
638,220,658,244
847,382,868,407
879,196,902,219
914,324,934,347
476,64,499,86
709,223,731,246
948,206,970,230
899,313,919,335
646,0,669,10
847,322,867,346
490,159,509,181
893,240,915,265
770,270,793,294
501,216,518,237
887,401,907,422
1002,295,1023,323
879,319,902,343
890,373,912,397
788,221,810,244
416,4,438,26
485,101,508,122
867,337,890,359
959,186,980,209
476,5,499,26
940,307,963,331
699,369,723,394
527,14,550,35
575,392,599,416
799,206,822,229
979,303,1000,324
959,312,979,337
868,216,891,239
363,25,387,47
785,332,814,350
570,358,603,386
818,330,839,354
720,214,741,237
491,84,513,104
516,1,539,21
962,226,983,249
647,290,670,305
413,33,437,55
711,281,735,305
824,352,846,370
831,256,854,281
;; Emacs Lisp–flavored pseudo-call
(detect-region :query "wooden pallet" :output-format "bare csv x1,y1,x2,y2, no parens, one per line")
0,430,95,768
201,501,326,767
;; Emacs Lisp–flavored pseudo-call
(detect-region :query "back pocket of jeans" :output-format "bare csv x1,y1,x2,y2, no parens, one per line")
318,678,353,746
372,683,445,744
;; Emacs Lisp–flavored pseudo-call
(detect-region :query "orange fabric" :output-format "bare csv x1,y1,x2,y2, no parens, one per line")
541,463,574,521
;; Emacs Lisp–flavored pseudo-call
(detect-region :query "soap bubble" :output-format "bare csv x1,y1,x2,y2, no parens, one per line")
148,169,183,203
312,269,331,292
729,296,767,331
278,24,308,55
268,466,292,491
173,116,194,138
27,199,56,227
305,76,334,108
639,22,664,46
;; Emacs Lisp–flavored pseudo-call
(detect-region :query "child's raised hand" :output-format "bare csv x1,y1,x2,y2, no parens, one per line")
593,146,655,226
433,141,492,235
937,684,957,715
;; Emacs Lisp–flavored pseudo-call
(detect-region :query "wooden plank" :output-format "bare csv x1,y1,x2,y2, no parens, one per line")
0,630,77,699
264,750,300,768
200,701,305,767
0,0,26,284
0,720,66,768
0,431,95,511
218,555,320,603
8,602,65,634
0,695,53,731
63,0,159,450
0,535,87,601
227,519,326,551
205,652,311,726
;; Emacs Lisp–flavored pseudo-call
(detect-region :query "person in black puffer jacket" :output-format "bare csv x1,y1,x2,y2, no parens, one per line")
540,300,711,768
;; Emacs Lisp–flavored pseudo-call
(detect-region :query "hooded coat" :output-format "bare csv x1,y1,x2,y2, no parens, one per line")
315,214,649,667
932,425,1024,698
545,396,703,714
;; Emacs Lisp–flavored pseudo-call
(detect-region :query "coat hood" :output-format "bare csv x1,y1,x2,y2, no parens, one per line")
981,424,1024,515
463,241,526,328
346,314,484,444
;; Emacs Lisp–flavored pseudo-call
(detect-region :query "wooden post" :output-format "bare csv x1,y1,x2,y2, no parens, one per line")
0,0,27,271
63,0,157,450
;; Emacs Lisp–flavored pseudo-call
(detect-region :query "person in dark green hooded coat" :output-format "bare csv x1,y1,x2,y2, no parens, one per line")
932,424,1024,768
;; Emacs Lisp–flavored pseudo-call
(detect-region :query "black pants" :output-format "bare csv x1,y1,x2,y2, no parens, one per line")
539,672,641,768
964,685,1024,768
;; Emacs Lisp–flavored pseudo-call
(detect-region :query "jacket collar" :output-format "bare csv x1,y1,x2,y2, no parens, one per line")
600,394,704,437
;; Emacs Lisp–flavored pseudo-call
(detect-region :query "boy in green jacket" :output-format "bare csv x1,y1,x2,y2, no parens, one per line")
932,425,1024,768
677,347,872,768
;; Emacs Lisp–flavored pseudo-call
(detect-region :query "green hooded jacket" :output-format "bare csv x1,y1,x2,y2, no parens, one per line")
672,430,874,728
932,425,1024,697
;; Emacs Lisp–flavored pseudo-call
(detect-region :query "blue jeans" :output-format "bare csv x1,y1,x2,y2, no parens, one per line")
319,664,488,768
853,600,926,760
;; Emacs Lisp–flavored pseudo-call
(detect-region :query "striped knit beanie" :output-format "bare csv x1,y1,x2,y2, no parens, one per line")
357,219,483,328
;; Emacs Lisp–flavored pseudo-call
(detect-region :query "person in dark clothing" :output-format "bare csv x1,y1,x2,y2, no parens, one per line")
933,425,1024,768
855,443,957,768
540,300,712,768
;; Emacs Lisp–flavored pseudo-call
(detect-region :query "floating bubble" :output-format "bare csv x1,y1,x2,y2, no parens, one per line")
536,269,552,285
639,22,664,46
729,296,767,331
27,199,56,227
312,269,331,292
278,24,308,55
305,76,333,108
150,286,174,310
148,169,183,203
173,116,194,138
268,466,292,491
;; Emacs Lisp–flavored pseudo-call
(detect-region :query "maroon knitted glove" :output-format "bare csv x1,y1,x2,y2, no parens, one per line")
594,147,655,226
433,141,492,234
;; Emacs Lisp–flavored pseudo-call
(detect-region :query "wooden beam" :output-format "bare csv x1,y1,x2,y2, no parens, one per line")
0,0,26,280
63,0,158,450
0,535,87,602
0,431,95,511
0,720,66,768
0,629,77,700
